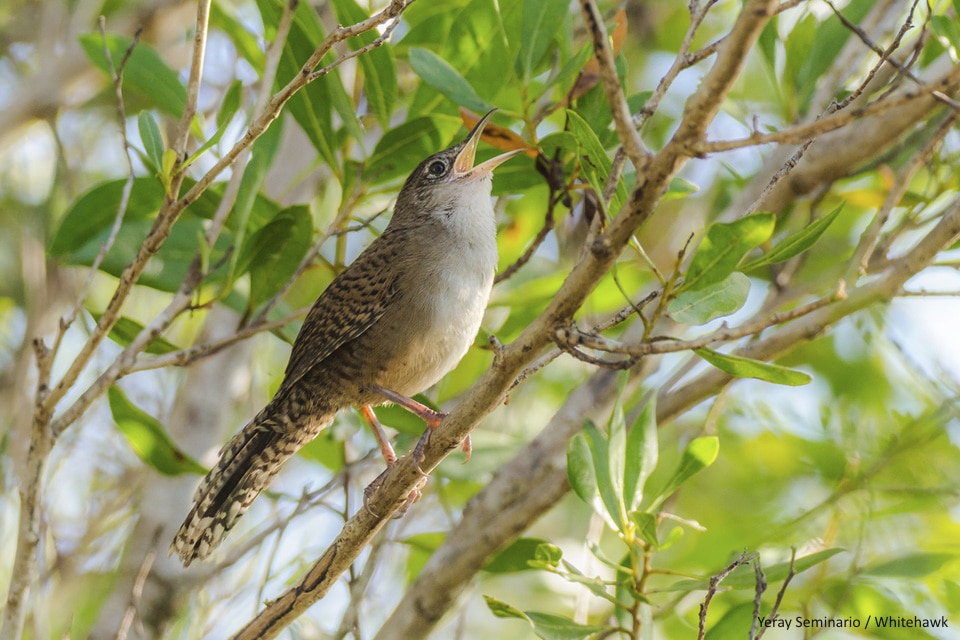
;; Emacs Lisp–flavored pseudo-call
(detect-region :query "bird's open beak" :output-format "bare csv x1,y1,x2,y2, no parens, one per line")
453,109,524,179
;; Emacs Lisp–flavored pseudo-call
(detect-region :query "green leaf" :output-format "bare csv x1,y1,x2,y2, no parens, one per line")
583,420,625,530
217,79,244,129
211,1,265,72
408,47,491,113
667,272,751,325
629,512,659,547
298,428,346,471
668,549,845,592
534,542,564,568
483,596,613,640
680,213,775,293
606,375,628,523
91,313,180,355
519,0,569,79
484,538,554,573
566,110,626,214
79,33,186,118
743,204,844,269
137,112,164,172
50,177,268,294
566,431,597,506
108,386,206,476
623,400,658,512
863,552,956,578
663,177,700,201
652,436,719,509
695,348,812,386
236,205,314,309
258,0,338,168
367,115,463,185
49,177,164,257
331,0,397,126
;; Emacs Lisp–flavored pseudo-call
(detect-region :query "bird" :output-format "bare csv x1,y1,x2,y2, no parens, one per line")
170,109,522,566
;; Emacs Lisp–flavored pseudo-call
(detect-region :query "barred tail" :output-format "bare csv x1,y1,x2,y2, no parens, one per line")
170,397,333,566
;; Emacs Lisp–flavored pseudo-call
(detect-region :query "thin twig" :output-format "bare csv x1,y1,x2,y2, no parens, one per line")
698,66,960,154
555,281,846,366
579,0,650,172
53,22,142,361
495,191,559,284
755,548,796,640
698,551,756,640
115,529,162,640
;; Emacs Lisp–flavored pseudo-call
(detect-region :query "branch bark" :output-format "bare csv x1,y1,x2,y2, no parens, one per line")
231,1,778,636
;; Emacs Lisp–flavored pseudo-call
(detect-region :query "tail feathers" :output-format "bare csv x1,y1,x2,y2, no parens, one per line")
170,407,331,566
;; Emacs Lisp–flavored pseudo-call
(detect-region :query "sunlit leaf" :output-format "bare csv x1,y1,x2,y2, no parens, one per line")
79,33,186,118
695,348,812,386
863,552,956,578
331,0,397,127
108,386,206,476
137,111,164,173
651,436,719,509
483,596,613,640
743,204,844,269
667,272,750,325
91,312,180,355
680,213,775,293
484,538,554,573
409,47,492,113
623,400,658,512
518,0,569,80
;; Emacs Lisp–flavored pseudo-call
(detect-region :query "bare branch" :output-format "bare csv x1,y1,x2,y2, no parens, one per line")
579,0,650,171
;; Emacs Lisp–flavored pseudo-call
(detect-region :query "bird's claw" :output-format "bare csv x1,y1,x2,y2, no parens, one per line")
362,466,428,519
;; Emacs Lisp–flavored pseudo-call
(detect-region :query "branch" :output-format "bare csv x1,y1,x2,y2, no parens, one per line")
43,0,412,434
231,2,779,636
579,0,649,171
698,62,960,154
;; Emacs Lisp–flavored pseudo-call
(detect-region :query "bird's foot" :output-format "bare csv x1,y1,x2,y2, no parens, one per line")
363,465,427,519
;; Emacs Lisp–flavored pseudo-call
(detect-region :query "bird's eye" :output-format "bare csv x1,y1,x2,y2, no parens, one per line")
426,160,447,178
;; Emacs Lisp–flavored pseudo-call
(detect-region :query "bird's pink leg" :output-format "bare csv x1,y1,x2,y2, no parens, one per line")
369,384,472,465
359,405,397,467
360,404,425,517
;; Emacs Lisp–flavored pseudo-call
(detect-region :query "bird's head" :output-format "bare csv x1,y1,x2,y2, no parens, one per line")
393,109,522,225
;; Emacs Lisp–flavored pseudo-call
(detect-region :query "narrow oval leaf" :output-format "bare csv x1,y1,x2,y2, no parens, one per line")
667,271,750,325
108,386,206,476
583,421,625,531
566,431,597,505
653,436,719,508
90,312,180,355
79,33,186,118
566,110,626,213
237,205,314,309
331,0,397,126
744,203,844,269
409,47,491,113
217,79,243,129
257,0,337,168
623,400,658,512
137,112,164,172
367,115,463,184
49,177,164,257
863,552,956,578
695,347,812,386
484,597,613,640
519,0,569,80
681,213,775,292
483,538,554,573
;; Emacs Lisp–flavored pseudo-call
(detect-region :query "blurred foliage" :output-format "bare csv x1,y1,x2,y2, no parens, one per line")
1,0,959,638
